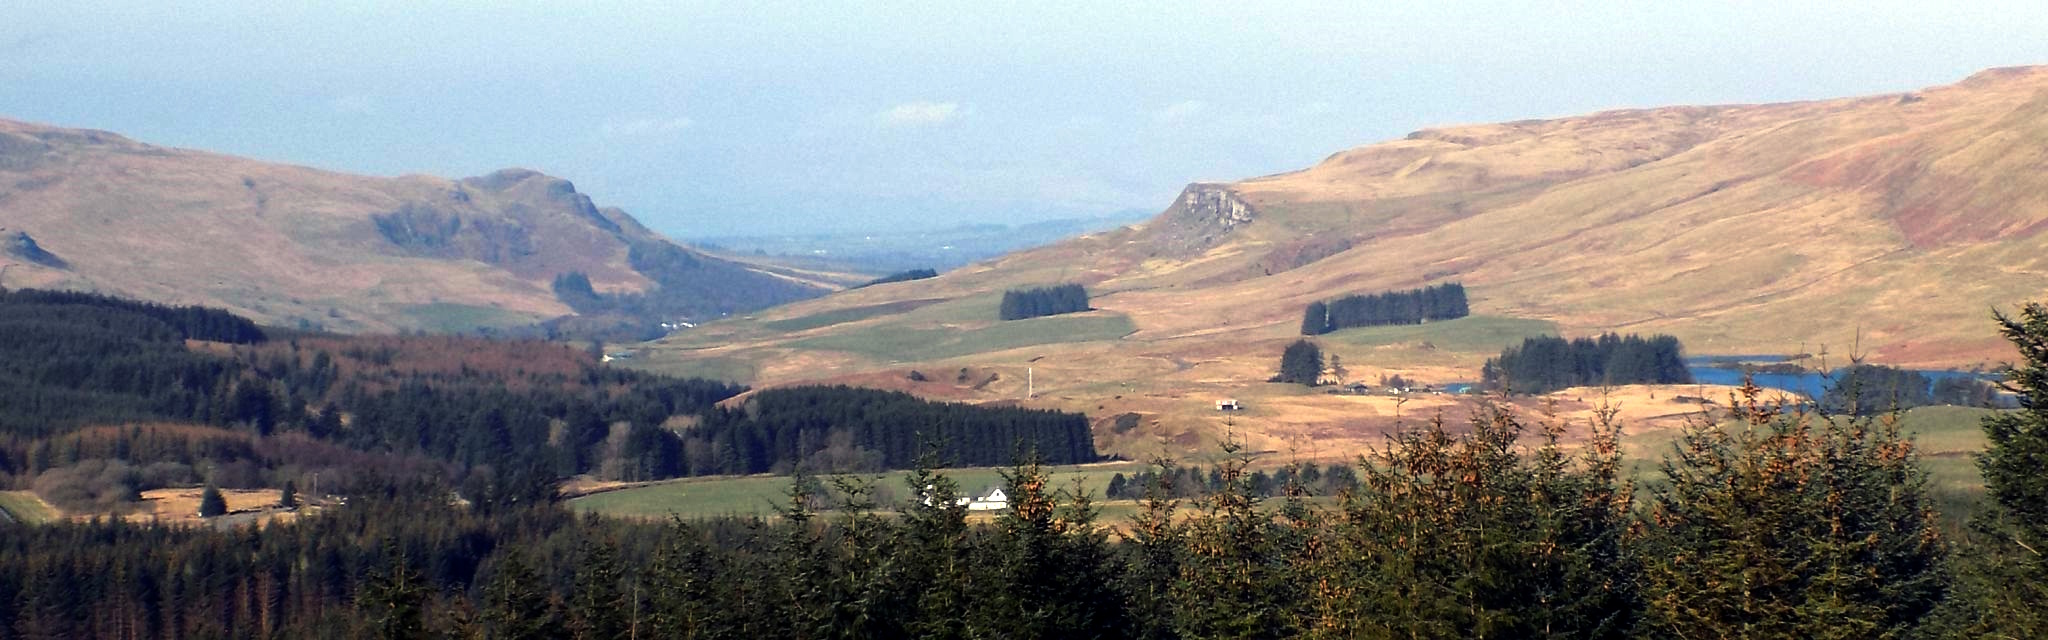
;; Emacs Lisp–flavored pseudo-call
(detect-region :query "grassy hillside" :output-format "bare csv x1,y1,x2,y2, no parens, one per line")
634,66,2048,460
0,118,827,333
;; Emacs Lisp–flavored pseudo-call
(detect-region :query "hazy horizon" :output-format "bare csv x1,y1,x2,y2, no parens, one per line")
5,2,2045,236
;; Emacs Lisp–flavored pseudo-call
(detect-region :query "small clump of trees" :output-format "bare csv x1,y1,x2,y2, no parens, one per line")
999,284,1090,320
1483,332,1691,394
1273,339,1323,385
1302,282,1469,335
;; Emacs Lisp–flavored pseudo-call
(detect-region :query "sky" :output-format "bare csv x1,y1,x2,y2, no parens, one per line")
4,2,2046,237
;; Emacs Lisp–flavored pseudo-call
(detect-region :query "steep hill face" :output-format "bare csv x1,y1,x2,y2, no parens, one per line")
638,66,2048,459
0,118,826,332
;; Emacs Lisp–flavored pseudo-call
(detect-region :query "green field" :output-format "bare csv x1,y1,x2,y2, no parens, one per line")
643,355,760,384
0,491,57,524
1622,405,1995,496
399,302,535,333
788,312,1137,362
1323,314,1559,353
570,462,1148,520
763,299,947,333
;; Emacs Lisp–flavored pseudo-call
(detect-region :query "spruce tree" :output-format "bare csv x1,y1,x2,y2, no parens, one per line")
901,455,975,639
1121,460,1185,640
481,549,566,640
1301,301,1329,336
358,542,429,640
1277,339,1324,386
279,480,297,509
568,537,629,640
1965,302,2048,635
1172,437,1294,639
1319,404,1636,638
1637,381,1947,637
976,454,1128,638
646,522,730,639
198,484,228,517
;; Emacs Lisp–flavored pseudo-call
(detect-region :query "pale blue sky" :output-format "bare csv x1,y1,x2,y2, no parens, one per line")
4,2,2045,236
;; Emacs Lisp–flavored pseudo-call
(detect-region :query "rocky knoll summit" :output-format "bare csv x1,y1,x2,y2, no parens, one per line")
0,118,825,333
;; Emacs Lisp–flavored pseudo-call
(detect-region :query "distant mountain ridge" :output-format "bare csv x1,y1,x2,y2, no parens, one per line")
0,118,826,333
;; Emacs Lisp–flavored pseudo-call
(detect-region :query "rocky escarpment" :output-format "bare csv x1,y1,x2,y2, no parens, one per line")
1147,183,1257,257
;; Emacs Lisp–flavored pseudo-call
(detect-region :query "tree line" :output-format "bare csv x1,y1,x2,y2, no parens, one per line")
0,291,1099,514
856,268,939,289
1301,283,1468,335
1482,333,1692,394
1106,461,1358,500
678,386,1099,477
1000,284,1091,321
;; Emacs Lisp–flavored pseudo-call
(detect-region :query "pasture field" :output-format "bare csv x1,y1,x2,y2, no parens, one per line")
788,312,1137,362
762,298,947,333
1323,314,1559,354
0,491,58,524
399,302,536,333
1620,405,1995,499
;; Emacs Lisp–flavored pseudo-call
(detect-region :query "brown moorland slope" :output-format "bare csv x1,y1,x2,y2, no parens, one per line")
0,118,825,332
637,66,2048,459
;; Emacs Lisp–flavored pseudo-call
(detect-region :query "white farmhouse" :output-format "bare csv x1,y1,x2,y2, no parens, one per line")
959,487,1009,511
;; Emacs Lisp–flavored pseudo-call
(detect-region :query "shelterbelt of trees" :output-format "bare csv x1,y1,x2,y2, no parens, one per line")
1483,333,1693,394
0,289,1098,514
1301,283,1469,335
999,284,1090,321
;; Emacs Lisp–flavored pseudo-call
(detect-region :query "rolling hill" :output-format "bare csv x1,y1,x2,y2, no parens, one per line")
0,118,828,333
635,65,2048,458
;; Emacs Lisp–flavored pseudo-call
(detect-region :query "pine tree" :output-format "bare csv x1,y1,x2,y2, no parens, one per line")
481,549,565,640
1277,339,1324,386
646,522,730,639
1301,301,1329,336
1120,460,1185,640
1173,436,1293,639
358,542,429,640
1318,404,1636,638
279,480,298,509
1964,303,2048,635
198,484,228,517
1637,380,1947,637
901,457,974,639
569,537,629,640
976,454,1128,638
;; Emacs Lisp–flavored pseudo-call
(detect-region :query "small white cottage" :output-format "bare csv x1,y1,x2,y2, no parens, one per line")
963,487,1009,511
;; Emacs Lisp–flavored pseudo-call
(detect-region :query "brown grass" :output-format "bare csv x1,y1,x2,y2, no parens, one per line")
629,67,2048,460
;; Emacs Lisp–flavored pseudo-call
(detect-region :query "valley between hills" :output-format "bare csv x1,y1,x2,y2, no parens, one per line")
627,66,2048,460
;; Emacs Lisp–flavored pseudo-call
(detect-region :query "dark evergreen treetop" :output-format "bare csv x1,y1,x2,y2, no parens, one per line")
1274,339,1323,386
1303,283,1469,335
1482,333,1690,394
0,287,265,343
856,268,940,289
682,385,1097,476
1000,284,1090,321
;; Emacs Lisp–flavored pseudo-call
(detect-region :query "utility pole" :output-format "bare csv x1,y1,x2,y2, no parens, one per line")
1027,366,1034,399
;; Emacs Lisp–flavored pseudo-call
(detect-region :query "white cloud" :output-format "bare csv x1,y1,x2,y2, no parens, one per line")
601,116,694,137
1153,100,1208,123
877,101,961,126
